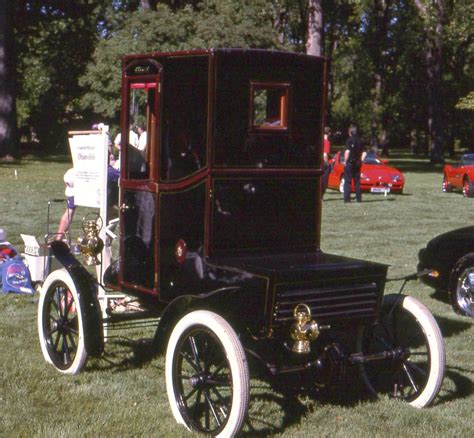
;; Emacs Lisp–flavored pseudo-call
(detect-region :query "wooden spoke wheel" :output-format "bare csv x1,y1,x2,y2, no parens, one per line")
356,294,445,408
166,310,249,437
38,269,88,374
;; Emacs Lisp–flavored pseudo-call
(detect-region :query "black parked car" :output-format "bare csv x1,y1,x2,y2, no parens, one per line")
418,226,474,317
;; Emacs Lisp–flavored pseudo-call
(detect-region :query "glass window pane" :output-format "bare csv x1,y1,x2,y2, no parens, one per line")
126,85,156,180
160,56,208,181
251,83,289,130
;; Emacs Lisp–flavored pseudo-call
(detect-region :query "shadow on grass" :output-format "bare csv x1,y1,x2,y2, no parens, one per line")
90,337,159,372
244,363,474,434
437,365,474,404
435,315,473,339
430,289,450,304
0,152,71,166
242,370,371,435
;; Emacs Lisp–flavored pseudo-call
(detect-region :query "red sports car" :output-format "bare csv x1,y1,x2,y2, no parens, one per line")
442,153,474,197
327,151,405,194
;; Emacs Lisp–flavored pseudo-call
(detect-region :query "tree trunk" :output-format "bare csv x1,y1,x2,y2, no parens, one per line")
413,0,446,163
0,0,18,159
370,0,391,155
306,0,323,56
325,29,338,125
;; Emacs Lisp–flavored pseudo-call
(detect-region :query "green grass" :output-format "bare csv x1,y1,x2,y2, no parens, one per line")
0,153,473,437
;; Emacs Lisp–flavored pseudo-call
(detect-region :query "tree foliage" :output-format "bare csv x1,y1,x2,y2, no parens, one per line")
0,0,17,159
2,0,474,158
14,1,103,150
79,0,281,128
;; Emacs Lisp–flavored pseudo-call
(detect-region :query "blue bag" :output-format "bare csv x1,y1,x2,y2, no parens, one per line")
0,243,34,294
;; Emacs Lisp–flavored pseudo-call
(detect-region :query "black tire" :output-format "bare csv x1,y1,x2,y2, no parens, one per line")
356,294,445,408
442,175,452,193
462,176,474,197
166,310,249,437
448,253,474,317
37,269,88,374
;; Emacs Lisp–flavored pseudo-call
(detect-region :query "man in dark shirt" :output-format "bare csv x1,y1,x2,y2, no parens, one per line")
343,125,366,203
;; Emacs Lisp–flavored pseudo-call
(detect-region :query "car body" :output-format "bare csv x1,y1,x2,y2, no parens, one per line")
327,151,405,194
418,226,474,317
442,153,474,197
36,49,445,436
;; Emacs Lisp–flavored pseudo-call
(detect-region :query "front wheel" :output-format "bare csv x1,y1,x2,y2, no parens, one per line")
356,294,445,408
165,310,249,437
463,177,474,197
448,253,474,317
37,269,88,374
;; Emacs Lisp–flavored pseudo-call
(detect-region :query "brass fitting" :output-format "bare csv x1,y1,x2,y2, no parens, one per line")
77,216,104,266
291,303,320,354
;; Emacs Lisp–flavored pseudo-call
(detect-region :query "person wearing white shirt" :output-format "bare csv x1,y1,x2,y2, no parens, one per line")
137,124,147,151
113,125,139,170
114,126,138,150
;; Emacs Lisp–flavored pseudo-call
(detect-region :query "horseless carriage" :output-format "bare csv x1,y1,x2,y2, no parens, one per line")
37,49,445,437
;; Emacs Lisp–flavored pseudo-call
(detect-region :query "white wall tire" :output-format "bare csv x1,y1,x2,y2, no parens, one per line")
339,177,345,193
165,310,249,437
356,294,445,408
37,268,88,375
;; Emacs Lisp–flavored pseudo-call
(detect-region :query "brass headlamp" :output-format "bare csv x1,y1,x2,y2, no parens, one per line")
76,213,104,266
291,303,320,354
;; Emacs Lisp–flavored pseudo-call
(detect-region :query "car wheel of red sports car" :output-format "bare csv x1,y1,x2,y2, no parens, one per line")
462,177,474,197
356,294,445,408
166,310,249,437
448,253,474,317
442,175,452,193
339,177,345,193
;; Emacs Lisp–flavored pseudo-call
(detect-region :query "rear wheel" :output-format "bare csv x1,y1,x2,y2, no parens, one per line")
37,269,88,374
166,310,249,437
462,176,474,197
442,175,452,193
356,294,445,408
448,253,474,317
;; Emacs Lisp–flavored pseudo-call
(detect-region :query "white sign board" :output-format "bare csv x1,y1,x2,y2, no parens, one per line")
68,129,112,282
68,131,108,208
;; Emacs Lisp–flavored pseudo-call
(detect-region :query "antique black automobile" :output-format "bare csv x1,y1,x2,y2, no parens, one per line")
37,49,445,437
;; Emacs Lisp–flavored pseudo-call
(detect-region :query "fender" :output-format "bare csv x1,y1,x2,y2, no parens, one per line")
153,286,245,354
50,241,104,357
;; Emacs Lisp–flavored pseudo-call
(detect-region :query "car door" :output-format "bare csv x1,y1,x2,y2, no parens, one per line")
119,62,160,293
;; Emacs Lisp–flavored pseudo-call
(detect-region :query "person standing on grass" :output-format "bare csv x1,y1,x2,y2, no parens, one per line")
343,124,366,203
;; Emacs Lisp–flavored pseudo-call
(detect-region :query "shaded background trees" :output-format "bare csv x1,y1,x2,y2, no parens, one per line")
1,0,473,161
0,0,18,159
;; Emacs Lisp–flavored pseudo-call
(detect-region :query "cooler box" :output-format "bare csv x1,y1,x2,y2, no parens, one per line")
20,234,51,282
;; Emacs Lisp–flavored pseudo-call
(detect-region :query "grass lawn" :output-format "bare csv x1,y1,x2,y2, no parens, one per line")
0,153,473,437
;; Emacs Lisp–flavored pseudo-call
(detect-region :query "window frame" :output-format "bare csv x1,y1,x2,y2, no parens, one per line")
249,81,291,133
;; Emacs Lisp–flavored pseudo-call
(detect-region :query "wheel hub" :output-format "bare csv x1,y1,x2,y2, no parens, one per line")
189,373,211,389
56,317,71,335
459,271,474,311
